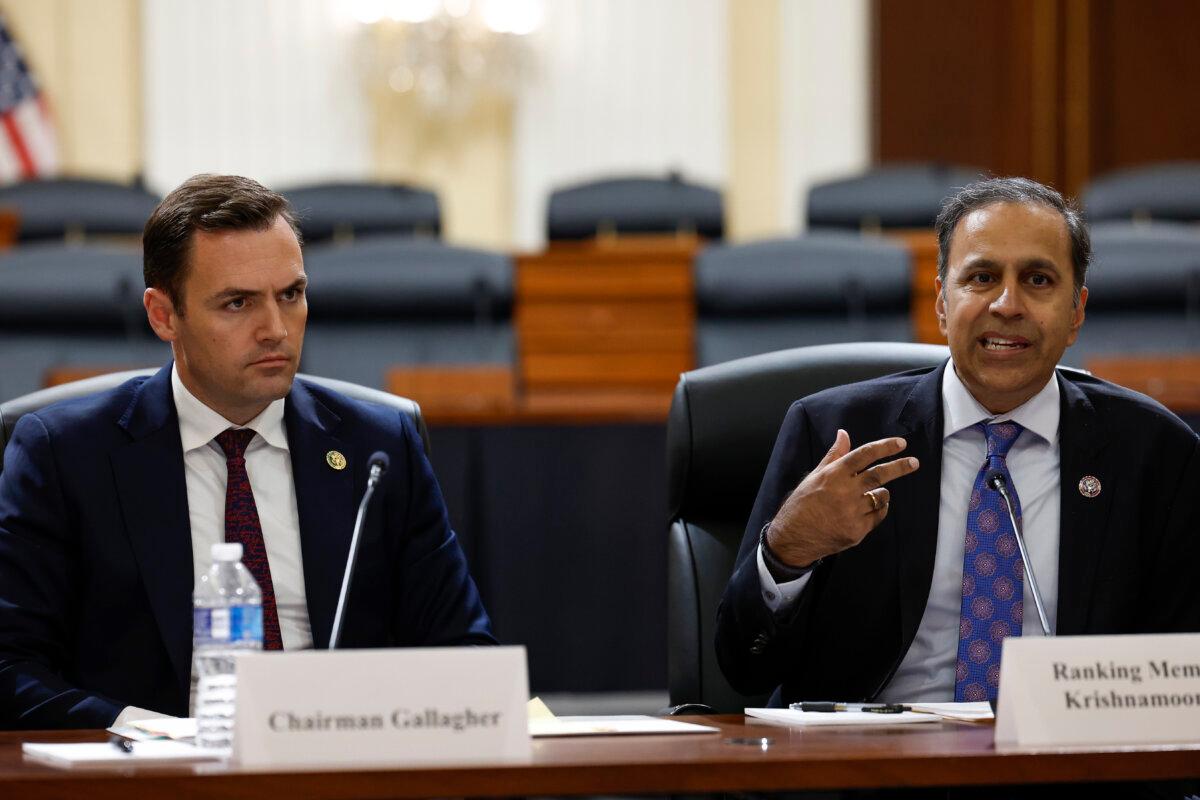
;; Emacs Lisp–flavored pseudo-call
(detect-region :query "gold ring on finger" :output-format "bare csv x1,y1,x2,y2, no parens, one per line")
865,489,880,511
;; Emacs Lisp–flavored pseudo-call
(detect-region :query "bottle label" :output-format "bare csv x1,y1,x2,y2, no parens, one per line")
194,605,263,646
230,605,264,643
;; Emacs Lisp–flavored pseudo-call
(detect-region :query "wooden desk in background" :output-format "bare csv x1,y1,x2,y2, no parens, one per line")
3,717,1198,798
514,235,698,419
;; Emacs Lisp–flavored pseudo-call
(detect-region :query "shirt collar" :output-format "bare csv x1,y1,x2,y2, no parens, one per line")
941,358,1060,446
171,364,289,453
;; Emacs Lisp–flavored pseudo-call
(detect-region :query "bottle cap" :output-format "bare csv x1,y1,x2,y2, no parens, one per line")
211,542,243,562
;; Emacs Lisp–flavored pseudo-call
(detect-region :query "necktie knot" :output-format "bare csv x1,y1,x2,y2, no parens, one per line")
981,421,1023,461
215,428,256,461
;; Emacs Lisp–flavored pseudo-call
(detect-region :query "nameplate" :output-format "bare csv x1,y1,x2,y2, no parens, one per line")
995,633,1200,747
233,646,530,767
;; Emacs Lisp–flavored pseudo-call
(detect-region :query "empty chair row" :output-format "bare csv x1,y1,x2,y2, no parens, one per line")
1,222,1195,398
0,179,442,244
807,161,1200,230
0,163,1194,250
0,239,513,400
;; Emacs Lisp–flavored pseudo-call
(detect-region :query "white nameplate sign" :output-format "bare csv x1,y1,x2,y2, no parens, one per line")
995,633,1200,747
233,646,530,767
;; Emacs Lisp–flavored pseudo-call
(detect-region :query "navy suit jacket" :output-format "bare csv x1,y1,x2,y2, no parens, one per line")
0,365,494,729
716,363,1200,703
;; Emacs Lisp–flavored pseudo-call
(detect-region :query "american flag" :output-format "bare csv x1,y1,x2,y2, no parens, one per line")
0,15,57,183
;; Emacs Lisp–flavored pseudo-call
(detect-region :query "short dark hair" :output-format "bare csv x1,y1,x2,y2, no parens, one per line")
143,174,300,310
934,176,1090,303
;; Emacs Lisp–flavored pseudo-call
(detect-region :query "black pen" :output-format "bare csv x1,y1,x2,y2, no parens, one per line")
108,735,134,754
791,702,850,712
790,702,912,714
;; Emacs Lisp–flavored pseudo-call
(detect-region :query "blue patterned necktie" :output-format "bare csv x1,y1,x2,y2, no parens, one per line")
955,420,1024,702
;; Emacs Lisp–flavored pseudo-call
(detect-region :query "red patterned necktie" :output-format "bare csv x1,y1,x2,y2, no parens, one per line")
214,428,284,651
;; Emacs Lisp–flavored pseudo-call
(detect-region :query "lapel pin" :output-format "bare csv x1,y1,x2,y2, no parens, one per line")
326,450,347,471
1078,475,1101,498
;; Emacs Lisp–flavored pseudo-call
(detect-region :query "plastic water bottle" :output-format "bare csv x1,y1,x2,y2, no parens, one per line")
193,542,263,752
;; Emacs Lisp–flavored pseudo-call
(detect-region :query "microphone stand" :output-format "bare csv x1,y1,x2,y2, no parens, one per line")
986,470,1052,637
329,452,390,650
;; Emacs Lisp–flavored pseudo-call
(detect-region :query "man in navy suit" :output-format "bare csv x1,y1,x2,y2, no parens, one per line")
717,177,1199,705
0,174,494,729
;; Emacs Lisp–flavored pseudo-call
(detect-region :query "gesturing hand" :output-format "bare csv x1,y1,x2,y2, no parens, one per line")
764,429,920,569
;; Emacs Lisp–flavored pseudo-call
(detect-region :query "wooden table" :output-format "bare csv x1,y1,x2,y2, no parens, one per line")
5,716,1199,798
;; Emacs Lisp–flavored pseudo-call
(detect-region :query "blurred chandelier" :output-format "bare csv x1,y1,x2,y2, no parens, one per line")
349,0,544,118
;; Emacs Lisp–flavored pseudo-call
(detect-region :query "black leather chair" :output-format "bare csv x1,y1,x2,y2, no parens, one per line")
665,341,949,712
1066,221,1200,367
1082,161,1200,223
0,369,430,473
281,181,441,243
806,163,982,230
0,178,160,241
301,237,514,388
547,173,724,240
695,233,913,366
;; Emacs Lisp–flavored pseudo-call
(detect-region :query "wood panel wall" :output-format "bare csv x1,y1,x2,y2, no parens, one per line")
874,0,1200,197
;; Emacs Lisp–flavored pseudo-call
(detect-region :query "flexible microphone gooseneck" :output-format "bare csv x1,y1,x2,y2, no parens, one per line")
328,451,390,650
985,469,1052,637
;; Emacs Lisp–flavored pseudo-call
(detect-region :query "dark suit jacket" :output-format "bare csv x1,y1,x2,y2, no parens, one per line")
0,365,495,729
716,362,1200,703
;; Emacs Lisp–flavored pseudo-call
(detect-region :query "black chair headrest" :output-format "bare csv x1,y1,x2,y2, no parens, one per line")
667,342,949,526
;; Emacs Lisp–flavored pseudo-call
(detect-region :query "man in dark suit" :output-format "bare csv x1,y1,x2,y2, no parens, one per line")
0,174,494,729
716,177,1199,705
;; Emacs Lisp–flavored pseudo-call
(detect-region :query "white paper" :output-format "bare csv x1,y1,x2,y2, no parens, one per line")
530,715,719,737
907,702,995,722
22,740,221,767
107,717,199,741
746,707,941,727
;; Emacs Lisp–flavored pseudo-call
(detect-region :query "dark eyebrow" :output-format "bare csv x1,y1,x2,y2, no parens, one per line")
958,256,1064,275
1020,258,1063,275
209,287,262,305
209,276,308,305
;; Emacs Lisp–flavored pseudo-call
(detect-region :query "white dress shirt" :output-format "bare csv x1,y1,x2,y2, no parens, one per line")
114,367,313,725
757,360,1061,701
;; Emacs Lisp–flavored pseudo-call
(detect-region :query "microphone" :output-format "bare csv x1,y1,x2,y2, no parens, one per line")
985,469,1052,637
328,451,390,649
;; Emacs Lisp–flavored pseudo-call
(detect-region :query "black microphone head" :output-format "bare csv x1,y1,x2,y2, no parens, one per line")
985,469,1007,492
368,451,390,475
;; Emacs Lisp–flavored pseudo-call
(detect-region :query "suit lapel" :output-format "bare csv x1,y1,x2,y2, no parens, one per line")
285,381,355,650
894,364,947,647
1054,372,1112,634
110,365,194,695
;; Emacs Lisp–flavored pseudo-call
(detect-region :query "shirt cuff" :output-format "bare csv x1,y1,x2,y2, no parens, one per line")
757,544,812,613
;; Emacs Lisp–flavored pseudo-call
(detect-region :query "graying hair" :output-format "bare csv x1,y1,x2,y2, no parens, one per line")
934,176,1090,303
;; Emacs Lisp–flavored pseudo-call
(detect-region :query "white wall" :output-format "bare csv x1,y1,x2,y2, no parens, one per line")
511,0,728,249
139,0,870,244
142,0,371,195
779,0,871,232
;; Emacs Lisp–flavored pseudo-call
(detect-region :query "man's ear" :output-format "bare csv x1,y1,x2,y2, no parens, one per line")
144,288,179,343
934,277,948,338
1066,284,1088,345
